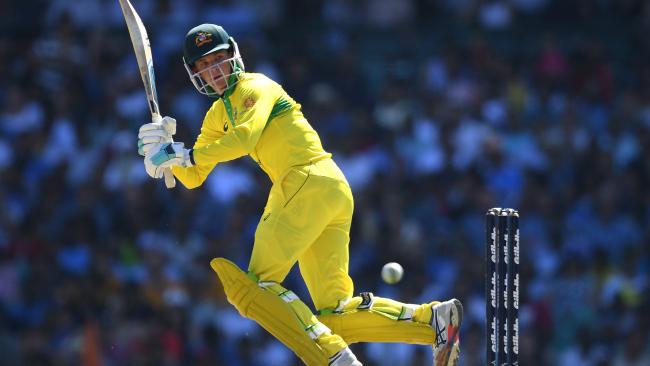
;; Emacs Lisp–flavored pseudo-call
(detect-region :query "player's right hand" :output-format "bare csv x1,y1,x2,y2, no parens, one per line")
137,115,176,156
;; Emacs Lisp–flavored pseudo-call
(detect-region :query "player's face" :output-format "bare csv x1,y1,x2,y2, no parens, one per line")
193,50,232,93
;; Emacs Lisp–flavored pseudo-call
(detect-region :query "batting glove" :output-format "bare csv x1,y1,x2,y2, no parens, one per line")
144,142,194,179
138,115,176,156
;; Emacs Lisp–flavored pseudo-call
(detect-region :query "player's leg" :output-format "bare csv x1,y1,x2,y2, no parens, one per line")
317,295,462,365
212,163,358,365
298,209,440,357
297,205,354,312
296,157,357,313
302,225,455,347
300,163,461,364
249,164,364,363
211,257,333,365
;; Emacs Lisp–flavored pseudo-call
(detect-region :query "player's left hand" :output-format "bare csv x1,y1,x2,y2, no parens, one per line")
144,142,194,178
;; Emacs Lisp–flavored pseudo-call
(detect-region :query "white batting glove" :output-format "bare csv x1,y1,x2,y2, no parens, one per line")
144,154,165,179
144,142,194,179
138,115,176,156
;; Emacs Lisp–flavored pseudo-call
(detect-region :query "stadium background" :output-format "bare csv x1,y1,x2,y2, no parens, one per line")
1,0,649,365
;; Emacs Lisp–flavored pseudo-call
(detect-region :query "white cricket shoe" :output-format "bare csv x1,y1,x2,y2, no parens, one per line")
431,299,463,366
329,347,363,366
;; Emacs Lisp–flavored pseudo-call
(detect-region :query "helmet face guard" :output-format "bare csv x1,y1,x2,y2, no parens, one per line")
183,37,245,97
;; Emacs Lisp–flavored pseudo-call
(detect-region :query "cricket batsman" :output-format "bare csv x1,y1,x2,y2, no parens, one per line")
137,24,463,366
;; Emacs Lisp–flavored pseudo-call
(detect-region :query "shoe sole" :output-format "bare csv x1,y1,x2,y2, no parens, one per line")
434,299,463,366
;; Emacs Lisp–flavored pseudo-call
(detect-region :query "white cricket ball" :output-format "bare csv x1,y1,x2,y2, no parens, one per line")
381,262,404,284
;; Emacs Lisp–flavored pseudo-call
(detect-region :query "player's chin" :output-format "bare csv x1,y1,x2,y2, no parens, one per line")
208,82,225,94
208,83,224,94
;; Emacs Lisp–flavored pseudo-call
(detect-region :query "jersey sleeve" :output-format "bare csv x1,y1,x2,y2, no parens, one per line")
191,79,276,166
171,104,224,189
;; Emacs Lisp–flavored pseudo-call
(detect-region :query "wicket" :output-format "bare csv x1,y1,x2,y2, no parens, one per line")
486,208,519,365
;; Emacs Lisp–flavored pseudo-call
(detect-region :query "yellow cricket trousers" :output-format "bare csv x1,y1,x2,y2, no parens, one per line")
248,157,355,311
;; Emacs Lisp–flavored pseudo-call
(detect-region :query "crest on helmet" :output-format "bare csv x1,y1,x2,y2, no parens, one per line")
195,31,213,47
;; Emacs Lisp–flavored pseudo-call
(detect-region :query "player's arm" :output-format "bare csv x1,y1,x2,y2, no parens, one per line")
191,82,275,165
145,80,276,185
170,107,224,189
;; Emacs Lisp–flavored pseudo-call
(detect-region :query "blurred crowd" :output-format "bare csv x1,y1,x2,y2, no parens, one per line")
2,0,650,365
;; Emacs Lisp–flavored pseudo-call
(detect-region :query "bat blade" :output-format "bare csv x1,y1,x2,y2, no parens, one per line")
118,0,159,116
118,0,175,188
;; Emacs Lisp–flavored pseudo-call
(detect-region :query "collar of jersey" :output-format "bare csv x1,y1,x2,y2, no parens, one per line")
218,72,241,100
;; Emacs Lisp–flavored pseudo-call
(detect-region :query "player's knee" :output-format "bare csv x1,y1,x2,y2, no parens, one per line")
210,258,259,316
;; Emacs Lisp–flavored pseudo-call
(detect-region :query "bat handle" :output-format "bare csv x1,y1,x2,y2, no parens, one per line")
151,112,176,189
163,169,176,188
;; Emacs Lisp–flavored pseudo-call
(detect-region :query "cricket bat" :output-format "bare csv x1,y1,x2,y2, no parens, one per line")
118,0,175,188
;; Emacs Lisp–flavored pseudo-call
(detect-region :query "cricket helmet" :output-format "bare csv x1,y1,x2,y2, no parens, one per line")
183,24,244,97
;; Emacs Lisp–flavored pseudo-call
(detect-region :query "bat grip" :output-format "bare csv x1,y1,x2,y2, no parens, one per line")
163,169,176,188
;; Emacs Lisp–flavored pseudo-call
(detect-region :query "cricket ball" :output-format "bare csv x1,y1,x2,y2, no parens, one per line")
381,262,404,284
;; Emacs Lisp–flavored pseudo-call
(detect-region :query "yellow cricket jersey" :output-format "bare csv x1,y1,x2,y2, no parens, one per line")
172,72,332,188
